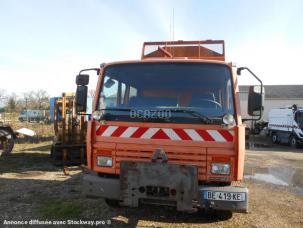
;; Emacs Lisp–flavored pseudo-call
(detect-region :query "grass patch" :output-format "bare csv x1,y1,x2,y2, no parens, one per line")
38,200,83,219
0,150,53,173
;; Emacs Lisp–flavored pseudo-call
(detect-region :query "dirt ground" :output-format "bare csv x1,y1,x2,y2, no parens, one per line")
0,141,302,227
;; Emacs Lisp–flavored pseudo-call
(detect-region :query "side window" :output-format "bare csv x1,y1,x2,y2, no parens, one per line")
99,76,132,109
295,112,303,126
99,76,118,109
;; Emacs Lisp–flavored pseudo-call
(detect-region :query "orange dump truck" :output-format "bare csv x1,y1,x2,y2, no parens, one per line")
75,40,263,213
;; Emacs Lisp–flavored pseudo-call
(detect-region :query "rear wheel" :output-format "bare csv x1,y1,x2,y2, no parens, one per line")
272,134,279,144
289,136,297,148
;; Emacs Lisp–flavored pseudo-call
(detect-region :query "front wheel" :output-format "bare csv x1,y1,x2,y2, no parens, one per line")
272,134,279,144
289,136,297,148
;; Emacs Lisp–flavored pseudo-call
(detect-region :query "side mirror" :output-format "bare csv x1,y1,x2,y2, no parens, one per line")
237,68,243,75
76,74,89,86
75,86,88,113
248,85,264,116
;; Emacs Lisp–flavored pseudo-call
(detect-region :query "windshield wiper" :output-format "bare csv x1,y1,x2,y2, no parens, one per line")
168,108,213,124
99,108,131,112
96,108,131,120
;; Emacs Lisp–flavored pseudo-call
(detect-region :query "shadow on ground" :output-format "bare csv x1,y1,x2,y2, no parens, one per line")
0,147,56,173
0,148,233,226
0,172,233,227
247,135,303,153
107,205,232,227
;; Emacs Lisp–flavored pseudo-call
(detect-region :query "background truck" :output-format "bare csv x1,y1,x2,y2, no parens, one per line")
268,105,303,147
50,92,93,168
75,40,263,213
18,109,49,123
50,92,87,167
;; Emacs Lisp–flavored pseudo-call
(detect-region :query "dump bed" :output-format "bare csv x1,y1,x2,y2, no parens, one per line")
142,40,225,61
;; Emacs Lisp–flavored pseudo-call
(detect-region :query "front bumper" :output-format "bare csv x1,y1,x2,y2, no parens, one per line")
83,164,248,213
199,185,248,213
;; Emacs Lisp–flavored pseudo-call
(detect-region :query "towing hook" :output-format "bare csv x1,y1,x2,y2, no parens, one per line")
151,148,168,163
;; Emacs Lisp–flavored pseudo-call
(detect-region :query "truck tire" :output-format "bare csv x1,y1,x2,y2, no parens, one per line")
272,134,279,144
104,199,121,208
289,136,297,148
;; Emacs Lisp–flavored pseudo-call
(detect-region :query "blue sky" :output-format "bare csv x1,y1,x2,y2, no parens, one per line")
0,0,302,97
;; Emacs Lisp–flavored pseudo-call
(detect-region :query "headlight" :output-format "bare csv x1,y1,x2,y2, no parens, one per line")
211,163,230,175
97,156,113,167
222,113,235,125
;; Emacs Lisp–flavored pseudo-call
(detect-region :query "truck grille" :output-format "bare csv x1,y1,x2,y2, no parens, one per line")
114,146,207,180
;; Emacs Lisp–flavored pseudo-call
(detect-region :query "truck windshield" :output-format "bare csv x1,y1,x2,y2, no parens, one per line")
97,63,235,124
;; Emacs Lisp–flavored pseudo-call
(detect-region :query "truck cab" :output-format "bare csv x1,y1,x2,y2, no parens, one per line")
76,40,263,213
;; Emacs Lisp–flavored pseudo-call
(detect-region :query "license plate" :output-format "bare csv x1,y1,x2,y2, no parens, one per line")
203,191,246,201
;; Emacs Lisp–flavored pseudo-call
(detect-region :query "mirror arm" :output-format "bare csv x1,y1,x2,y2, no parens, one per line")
77,113,91,116
241,67,263,88
239,67,263,121
79,68,100,75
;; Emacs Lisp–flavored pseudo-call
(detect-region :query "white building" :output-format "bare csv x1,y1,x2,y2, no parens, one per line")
239,85,303,123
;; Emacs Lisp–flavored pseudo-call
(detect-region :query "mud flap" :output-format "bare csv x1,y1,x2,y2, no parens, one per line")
120,161,198,212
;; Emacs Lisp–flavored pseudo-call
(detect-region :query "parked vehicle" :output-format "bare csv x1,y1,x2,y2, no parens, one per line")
76,40,263,213
268,105,303,147
18,109,49,123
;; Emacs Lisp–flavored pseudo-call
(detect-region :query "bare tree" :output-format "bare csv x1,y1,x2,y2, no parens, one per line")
34,89,49,109
22,91,35,109
5,93,18,113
